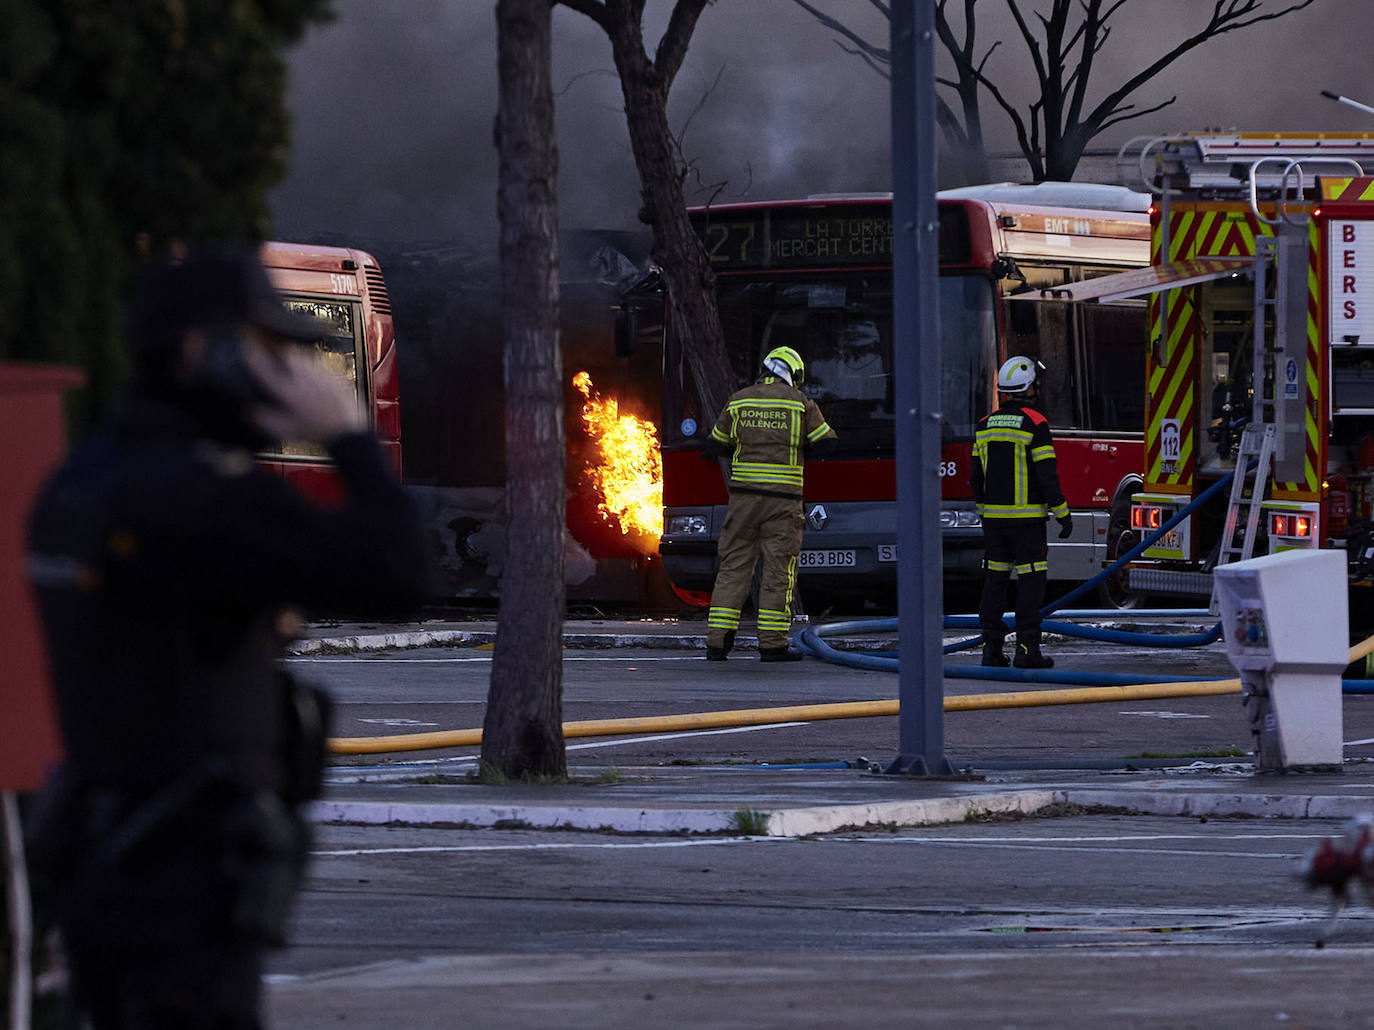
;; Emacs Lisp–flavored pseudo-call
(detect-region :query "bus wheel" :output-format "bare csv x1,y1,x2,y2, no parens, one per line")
1099,508,1143,609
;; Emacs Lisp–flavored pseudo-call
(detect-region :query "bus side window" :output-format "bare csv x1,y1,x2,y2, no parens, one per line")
1081,302,1146,432
1003,296,1075,428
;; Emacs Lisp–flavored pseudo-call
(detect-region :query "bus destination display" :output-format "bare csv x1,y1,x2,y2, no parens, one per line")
695,203,971,269
696,205,892,269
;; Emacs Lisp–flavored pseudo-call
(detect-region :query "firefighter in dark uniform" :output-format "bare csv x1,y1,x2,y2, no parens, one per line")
700,346,837,661
26,249,431,1029
971,355,1072,669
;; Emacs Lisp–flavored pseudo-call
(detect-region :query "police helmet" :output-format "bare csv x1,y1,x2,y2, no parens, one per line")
996,355,1042,393
762,346,805,386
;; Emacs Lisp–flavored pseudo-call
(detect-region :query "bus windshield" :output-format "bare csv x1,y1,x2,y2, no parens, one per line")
711,272,996,454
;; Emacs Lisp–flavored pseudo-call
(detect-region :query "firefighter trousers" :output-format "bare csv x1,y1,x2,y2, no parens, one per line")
978,517,1049,650
707,492,804,652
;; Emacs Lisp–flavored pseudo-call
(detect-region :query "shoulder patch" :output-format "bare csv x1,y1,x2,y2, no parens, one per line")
1021,407,1048,425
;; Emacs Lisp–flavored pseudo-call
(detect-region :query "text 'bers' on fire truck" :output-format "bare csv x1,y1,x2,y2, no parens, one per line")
1038,132,1374,615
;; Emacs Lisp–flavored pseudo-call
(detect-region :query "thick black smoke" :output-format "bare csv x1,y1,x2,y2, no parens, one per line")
271,0,1373,244
267,0,1374,491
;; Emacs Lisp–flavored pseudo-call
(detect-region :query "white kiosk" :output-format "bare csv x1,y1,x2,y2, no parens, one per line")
1213,549,1348,771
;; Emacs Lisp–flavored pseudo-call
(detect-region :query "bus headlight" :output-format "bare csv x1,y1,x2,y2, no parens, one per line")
940,509,981,528
665,514,709,535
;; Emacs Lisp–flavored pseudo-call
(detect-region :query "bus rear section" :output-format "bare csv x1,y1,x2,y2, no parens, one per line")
656,184,1151,608
257,242,401,504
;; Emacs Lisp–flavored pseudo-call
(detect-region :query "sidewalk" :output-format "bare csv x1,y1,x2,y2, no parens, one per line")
298,614,1374,836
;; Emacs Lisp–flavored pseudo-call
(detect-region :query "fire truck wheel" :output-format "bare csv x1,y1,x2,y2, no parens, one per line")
1099,505,1144,610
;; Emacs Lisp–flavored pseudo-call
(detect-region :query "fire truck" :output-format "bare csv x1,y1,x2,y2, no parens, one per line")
1046,133,1374,608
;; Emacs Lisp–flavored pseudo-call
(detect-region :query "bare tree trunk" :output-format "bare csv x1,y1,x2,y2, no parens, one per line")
483,0,566,779
570,2,738,420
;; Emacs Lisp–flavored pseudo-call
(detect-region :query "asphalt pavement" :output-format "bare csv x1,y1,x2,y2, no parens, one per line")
296,612,1374,836
259,612,1374,1028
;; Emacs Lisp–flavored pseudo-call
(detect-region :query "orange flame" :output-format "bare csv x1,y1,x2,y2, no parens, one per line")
572,371,663,539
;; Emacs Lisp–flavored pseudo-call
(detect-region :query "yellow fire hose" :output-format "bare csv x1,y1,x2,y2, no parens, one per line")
326,633,1374,756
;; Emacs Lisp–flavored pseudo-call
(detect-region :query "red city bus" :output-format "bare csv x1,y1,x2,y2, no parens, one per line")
648,183,1153,608
257,242,401,504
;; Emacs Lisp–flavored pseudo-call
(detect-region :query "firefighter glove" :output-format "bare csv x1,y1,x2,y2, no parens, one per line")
1057,514,1073,539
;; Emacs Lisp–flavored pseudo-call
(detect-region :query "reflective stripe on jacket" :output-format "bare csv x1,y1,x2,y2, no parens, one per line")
710,377,835,496
970,401,1069,521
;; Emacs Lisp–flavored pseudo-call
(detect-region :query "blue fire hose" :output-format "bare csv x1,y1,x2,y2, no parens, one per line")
796,468,1238,675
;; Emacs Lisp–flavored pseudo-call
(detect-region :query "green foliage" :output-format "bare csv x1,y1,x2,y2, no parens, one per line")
729,808,771,835
0,0,333,431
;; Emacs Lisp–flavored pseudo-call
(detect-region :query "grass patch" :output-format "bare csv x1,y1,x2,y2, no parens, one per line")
964,801,1143,823
729,808,771,835
468,761,574,786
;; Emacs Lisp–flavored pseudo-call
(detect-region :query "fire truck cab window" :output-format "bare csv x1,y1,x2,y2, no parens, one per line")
1199,286,1259,470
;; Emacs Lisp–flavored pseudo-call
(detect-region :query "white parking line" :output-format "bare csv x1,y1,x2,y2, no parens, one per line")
315,836,784,857
314,830,1327,859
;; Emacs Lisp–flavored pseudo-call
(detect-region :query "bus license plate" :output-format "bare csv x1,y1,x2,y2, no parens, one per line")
799,549,856,569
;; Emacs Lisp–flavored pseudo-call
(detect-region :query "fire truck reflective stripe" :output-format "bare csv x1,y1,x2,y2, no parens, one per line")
1278,222,1323,498
1319,177,1374,202
1015,561,1048,575
708,607,741,629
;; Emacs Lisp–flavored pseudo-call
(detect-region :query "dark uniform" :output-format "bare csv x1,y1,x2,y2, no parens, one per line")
971,397,1069,666
703,375,835,658
26,253,430,1029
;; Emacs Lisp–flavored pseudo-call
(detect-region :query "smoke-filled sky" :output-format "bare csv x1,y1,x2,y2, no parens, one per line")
270,0,1374,246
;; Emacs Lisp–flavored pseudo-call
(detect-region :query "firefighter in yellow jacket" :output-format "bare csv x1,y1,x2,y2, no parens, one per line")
971,356,1072,669
700,346,837,661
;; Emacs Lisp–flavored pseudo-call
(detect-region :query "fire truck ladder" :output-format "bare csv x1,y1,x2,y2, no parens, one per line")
1215,421,1276,570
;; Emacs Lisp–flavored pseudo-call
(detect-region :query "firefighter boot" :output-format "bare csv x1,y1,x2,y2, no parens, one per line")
1013,640,1054,669
706,631,736,662
760,647,804,663
981,639,1010,667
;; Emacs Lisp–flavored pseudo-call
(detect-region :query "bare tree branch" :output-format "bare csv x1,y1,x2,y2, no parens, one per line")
1077,0,1316,142
655,0,711,94
555,0,608,29
1094,94,1177,134
791,0,890,63
554,66,619,97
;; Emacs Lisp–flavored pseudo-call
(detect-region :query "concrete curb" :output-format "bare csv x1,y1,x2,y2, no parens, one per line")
287,631,906,655
306,786,1374,837
308,798,737,834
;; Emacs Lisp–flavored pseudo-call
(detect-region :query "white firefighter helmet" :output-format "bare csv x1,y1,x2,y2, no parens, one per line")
997,355,1041,393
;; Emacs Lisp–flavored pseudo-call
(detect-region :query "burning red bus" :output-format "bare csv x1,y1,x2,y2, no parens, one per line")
257,242,400,503
643,184,1154,608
